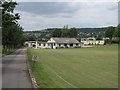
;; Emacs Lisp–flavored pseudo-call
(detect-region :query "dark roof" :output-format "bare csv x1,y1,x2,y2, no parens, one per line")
26,41,47,44
51,38,79,43
26,41,36,43
38,41,47,44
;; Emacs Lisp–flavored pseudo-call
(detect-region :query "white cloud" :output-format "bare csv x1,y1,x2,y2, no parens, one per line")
15,2,118,31
72,2,118,24
16,10,73,30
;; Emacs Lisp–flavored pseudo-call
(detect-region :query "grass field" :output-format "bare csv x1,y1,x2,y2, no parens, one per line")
27,45,118,88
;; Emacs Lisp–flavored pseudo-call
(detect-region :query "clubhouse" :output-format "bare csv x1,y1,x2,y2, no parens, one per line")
25,38,84,49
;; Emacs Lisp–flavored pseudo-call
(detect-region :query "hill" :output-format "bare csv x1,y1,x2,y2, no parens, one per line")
24,27,108,39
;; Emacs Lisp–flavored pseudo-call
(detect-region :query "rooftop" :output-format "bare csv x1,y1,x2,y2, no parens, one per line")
49,38,80,43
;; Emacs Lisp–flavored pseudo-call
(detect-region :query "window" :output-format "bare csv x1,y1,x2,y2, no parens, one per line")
64,44,67,46
33,45,36,47
70,44,73,46
76,44,78,46
43,44,45,46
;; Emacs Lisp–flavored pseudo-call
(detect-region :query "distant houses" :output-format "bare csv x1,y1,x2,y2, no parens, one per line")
81,37,105,45
25,38,84,49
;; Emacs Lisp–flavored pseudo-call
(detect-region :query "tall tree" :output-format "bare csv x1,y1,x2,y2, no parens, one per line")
105,26,115,44
114,24,120,37
1,0,24,49
114,24,120,43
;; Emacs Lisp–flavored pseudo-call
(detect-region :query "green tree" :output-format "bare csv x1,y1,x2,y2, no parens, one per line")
2,0,24,49
27,36,37,41
105,26,115,44
68,28,77,38
113,24,120,43
114,24,120,37
61,28,69,37
51,29,62,37
51,27,78,38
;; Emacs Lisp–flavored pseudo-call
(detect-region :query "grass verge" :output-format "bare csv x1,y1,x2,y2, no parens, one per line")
27,45,118,88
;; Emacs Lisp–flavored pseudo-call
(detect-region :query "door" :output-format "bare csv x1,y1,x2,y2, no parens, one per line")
51,44,53,49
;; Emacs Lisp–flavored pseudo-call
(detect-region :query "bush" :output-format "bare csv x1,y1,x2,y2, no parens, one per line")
2,48,17,55
105,39,111,44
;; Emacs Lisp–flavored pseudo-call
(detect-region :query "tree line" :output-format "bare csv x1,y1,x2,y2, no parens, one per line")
105,25,120,44
1,0,25,50
51,27,77,38
77,27,107,33
25,25,120,44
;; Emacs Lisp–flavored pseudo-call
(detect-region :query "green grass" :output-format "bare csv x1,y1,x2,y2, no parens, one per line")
2,48,17,56
27,45,118,88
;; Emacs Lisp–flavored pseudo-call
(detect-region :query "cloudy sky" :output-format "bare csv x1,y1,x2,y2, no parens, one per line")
15,0,118,31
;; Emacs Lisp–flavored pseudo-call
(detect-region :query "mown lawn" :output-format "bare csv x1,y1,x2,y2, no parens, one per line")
27,45,118,88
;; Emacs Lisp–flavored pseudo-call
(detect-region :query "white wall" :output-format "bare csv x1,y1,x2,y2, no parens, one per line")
39,43,47,48
73,44,76,47
25,41,84,49
47,38,56,43
47,43,52,48
67,44,70,48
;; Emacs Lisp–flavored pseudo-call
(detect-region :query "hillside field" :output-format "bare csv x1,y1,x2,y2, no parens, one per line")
27,45,118,88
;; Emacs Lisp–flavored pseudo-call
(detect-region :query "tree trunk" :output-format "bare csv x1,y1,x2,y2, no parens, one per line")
110,37,112,44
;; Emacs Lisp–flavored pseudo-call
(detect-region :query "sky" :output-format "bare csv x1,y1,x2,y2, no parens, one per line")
15,0,119,31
